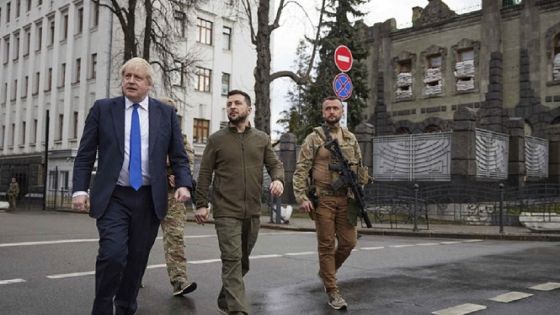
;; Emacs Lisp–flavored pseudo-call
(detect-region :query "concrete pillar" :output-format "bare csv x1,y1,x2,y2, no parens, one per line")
452,107,477,180
507,117,526,186
354,122,375,176
546,125,560,183
278,132,297,204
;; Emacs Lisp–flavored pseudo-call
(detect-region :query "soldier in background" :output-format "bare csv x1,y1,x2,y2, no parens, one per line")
293,96,369,310
7,177,19,211
159,97,197,296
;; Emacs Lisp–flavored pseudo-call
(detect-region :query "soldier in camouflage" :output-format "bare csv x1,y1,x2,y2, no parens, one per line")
159,97,198,296
293,96,368,311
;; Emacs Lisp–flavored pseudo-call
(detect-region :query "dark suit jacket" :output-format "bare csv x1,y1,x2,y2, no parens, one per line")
72,96,192,220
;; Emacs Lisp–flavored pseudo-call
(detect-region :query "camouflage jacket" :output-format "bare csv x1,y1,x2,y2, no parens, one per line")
293,125,365,204
167,136,195,192
7,182,19,196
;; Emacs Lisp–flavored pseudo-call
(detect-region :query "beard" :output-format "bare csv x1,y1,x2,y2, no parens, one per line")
324,115,341,124
228,111,249,124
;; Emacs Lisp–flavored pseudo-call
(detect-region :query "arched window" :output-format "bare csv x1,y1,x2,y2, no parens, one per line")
524,120,533,136
424,125,441,133
396,127,411,134
553,34,560,81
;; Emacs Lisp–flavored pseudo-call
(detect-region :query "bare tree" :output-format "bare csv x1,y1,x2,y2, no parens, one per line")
93,0,202,99
240,0,326,134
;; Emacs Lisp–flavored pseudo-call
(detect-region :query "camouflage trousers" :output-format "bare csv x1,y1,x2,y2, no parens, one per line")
7,195,17,210
161,193,190,287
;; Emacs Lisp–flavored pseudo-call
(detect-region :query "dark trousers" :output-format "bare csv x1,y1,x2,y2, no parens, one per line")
92,186,160,315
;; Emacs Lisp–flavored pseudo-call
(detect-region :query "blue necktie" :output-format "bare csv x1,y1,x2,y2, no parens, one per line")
129,103,142,190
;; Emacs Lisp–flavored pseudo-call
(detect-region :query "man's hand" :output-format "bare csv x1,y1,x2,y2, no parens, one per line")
175,187,191,202
269,180,284,197
72,195,90,213
194,207,209,224
299,200,314,213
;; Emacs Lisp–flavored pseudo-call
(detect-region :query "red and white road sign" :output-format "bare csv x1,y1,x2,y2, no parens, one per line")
334,45,353,72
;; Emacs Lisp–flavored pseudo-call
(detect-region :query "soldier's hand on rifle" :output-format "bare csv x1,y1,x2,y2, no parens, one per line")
299,200,314,213
194,207,209,224
269,180,284,197
72,195,90,213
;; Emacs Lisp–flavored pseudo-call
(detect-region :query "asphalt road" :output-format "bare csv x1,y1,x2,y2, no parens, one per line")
1,210,559,315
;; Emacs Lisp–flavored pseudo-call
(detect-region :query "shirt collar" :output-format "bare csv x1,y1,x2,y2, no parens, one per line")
125,96,149,111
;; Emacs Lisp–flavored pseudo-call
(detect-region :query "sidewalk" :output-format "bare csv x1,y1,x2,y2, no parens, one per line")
186,213,560,242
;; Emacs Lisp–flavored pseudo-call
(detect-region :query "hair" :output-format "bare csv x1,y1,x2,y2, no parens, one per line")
322,96,342,106
120,57,155,86
227,89,252,106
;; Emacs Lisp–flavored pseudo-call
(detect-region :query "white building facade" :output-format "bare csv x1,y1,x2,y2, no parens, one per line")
0,0,256,203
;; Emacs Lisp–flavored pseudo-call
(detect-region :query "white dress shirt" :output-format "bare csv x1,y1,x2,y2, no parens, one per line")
118,96,151,186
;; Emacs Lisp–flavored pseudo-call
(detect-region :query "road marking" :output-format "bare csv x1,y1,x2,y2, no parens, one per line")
489,291,533,303
285,251,316,256
417,243,439,246
529,282,560,291
440,241,462,245
432,303,487,315
389,244,415,248
462,239,483,243
360,246,384,250
0,278,26,285
250,254,283,260
47,271,95,279
188,259,221,264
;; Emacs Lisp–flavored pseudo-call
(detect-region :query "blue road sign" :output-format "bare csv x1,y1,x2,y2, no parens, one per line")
332,73,353,101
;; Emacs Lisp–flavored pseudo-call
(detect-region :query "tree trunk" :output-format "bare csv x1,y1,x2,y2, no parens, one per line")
142,0,153,60
123,0,138,61
254,0,272,134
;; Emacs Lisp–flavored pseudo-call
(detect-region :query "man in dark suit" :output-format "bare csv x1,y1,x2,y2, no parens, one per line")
72,57,192,315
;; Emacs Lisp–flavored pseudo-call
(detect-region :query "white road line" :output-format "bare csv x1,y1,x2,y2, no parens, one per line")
462,239,483,243
440,241,462,245
188,259,221,264
0,232,310,248
285,251,316,256
529,282,560,291
417,243,439,246
489,291,533,303
360,246,384,250
389,244,415,248
432,303,487,315
0,278,26,285
47,271,95,279
250,254,283,260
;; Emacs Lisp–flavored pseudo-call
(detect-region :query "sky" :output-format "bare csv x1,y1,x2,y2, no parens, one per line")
270,0,481,136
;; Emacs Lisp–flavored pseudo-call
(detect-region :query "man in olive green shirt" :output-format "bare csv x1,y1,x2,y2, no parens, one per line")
194,90,284,315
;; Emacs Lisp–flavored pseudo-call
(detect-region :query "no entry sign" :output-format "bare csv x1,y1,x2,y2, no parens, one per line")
332,73,353,101
334,45,353,72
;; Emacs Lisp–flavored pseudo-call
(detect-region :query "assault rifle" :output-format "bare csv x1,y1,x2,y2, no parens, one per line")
324,138,372,228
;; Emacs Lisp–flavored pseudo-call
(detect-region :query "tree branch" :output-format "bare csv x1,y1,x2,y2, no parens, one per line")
270,70,308,84
305,0,326,79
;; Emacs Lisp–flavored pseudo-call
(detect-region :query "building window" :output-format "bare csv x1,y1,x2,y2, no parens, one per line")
38,0,41,5
26,0,31,12
45,67,52,91
13,32,19,61
193,118,209,144
0,125,4,147
72,111,78,139
76,7,83,34
455,48,475,91
6,2,11,23
195,67,211,92
36,24,42,51
32,119,37,144
221,73,230,96
33,71,39,94
174,11,186,37
61,12,68,41
90,53,97,79
60,63,66,87
11,79,17,100
553,34,560,81
91,1,99,27
424,54,443,95
2,83,7,103
24,28,30,56
3,37,9,64
196,18,213,45
57,114,63,140
10,123,15,147
396,60,412,100
22,75,28,98
15,0,20,18
74,58,81,83
48,17,55,45
223,26,231,50
21,121,25,145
